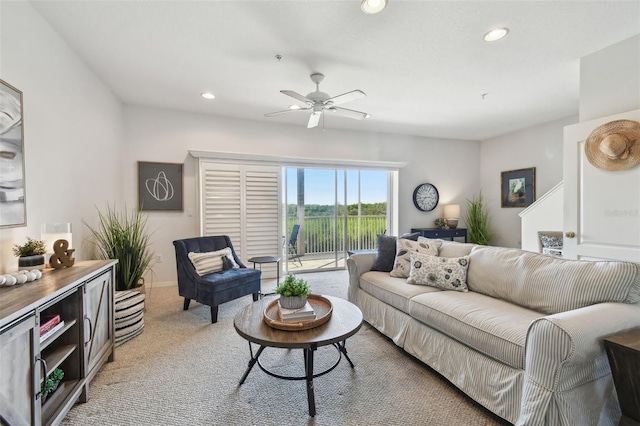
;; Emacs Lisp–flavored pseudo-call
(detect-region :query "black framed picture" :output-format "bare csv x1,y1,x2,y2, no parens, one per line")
501,167,536,208
138,162,183,211
0,80,26,228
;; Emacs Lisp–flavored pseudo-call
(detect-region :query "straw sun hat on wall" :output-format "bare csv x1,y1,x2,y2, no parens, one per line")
585,119,640,171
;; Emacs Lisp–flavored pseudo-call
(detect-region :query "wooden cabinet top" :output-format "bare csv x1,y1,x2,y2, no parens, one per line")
0,260,117,327
605,328,640,352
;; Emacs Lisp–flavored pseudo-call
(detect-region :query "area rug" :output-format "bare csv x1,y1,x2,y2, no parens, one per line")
62,270,510,425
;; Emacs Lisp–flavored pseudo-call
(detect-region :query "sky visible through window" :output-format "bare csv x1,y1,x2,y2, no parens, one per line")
286,168,388,206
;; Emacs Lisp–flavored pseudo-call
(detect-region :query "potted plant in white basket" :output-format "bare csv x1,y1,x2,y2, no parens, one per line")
275,274,311,309
84,204,154,345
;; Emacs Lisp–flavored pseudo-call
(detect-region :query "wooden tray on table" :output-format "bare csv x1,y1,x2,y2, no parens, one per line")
263,294,333,331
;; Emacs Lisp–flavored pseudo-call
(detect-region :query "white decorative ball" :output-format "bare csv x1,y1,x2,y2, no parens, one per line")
24,271,37,281
14,274,28,284
31,269,43,279
4,275,17,286
0,275,5,286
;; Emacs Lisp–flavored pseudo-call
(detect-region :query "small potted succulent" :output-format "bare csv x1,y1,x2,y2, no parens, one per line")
275,274,311,309
13,237,47,270
433,218,449,230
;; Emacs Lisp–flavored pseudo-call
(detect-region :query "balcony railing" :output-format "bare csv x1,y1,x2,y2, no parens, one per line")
287,215,386,255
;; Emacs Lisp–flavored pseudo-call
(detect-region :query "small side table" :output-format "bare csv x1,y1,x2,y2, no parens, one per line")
604,328,640,424
248,256,280,296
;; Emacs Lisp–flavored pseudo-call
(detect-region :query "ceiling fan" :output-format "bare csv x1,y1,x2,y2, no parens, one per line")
265,73,369,128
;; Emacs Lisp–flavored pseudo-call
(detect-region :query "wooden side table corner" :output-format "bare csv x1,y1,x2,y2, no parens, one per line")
604,328,640,424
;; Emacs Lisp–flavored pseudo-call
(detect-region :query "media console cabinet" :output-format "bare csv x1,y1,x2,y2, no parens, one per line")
0,260,117,426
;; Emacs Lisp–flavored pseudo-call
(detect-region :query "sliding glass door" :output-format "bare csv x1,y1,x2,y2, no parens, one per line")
285,167,388,272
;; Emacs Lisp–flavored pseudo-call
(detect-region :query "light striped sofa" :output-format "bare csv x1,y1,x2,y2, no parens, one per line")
347,241,640,425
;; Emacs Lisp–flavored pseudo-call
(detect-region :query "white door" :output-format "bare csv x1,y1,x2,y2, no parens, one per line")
563,109,640,261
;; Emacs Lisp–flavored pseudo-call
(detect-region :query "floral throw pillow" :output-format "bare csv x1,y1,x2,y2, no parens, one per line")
539,234,563,248
407,251,470,292
389,238,441,278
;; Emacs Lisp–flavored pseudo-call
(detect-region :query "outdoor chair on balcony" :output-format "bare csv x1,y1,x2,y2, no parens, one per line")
173,235,261,323
287,224,303,267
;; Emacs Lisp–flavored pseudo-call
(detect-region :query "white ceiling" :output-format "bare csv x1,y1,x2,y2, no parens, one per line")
30,1,640,141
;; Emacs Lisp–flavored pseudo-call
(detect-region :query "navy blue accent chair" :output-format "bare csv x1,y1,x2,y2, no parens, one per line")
173,236,261,323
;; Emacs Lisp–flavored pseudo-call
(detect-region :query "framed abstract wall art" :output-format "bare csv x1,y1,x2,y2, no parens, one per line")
138,161,183,211
501,167,536,208
0,80,26,228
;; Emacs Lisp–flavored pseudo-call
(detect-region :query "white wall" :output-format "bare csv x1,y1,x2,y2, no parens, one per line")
123,105,481,284
0,2,124,273
580,35,640,122
520,182,564,252
479,115,576,248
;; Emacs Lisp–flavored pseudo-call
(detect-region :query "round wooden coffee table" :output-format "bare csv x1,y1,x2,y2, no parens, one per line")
234,295,363,417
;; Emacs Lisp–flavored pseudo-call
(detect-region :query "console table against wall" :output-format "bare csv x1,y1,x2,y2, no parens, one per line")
0,260,117,426
411,228,467,243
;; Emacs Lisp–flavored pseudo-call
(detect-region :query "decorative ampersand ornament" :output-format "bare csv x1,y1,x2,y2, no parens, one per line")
49,239,75,269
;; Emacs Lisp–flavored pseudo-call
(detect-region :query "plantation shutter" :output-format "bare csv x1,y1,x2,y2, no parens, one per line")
199,161,281,279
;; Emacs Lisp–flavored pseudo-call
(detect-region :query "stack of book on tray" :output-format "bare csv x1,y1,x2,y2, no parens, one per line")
278,302,316,323
40,314,65,343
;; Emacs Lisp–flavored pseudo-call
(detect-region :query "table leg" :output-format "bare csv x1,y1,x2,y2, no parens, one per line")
338,340,355,368
239,343,266,385
305,344,317,417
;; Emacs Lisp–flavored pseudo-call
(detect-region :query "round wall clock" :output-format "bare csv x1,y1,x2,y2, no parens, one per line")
413,183,439,212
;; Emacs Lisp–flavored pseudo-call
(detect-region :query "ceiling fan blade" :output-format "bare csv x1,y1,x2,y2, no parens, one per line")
281,90,313,104
326,90,366,106
264,109,294,117
307,112,322,128
264,107,311,117
328,107,369,121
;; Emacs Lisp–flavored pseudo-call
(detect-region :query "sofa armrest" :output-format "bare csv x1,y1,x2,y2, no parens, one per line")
524,301,640,391
347,252,376,289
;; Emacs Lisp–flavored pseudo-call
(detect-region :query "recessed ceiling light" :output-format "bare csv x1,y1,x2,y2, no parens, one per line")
484,27,509,42
361,0,388,14
201,92,216,100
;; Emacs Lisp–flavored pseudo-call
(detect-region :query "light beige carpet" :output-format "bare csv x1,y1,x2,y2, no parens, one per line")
63,270,511,426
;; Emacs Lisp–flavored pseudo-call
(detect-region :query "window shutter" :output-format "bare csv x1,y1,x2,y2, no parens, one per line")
199,161,281,279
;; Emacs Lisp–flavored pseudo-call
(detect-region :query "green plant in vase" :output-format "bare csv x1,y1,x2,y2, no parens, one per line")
41,368,64,402
84,204,154,291
275,274,311,309
464,191,494,245
13,237,47,270
433,218,449,229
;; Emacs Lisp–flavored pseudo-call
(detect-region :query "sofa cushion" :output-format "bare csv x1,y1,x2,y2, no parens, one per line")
371,233,421,272
360,271,441,313
407,252,470,292
467,246,640,314
416,238,476,258
188,248,238,276
371,234,398,272
390,238,441,278
409,291,542,368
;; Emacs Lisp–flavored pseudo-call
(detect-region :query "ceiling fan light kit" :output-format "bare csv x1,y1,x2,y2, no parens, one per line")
265,73,369,129
361,0,388,14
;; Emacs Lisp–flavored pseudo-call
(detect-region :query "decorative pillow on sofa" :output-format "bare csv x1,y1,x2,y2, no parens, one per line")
407,251,469,292
188,248,238,276
390,238,441,278
371,233,421,272
540,234,563,248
